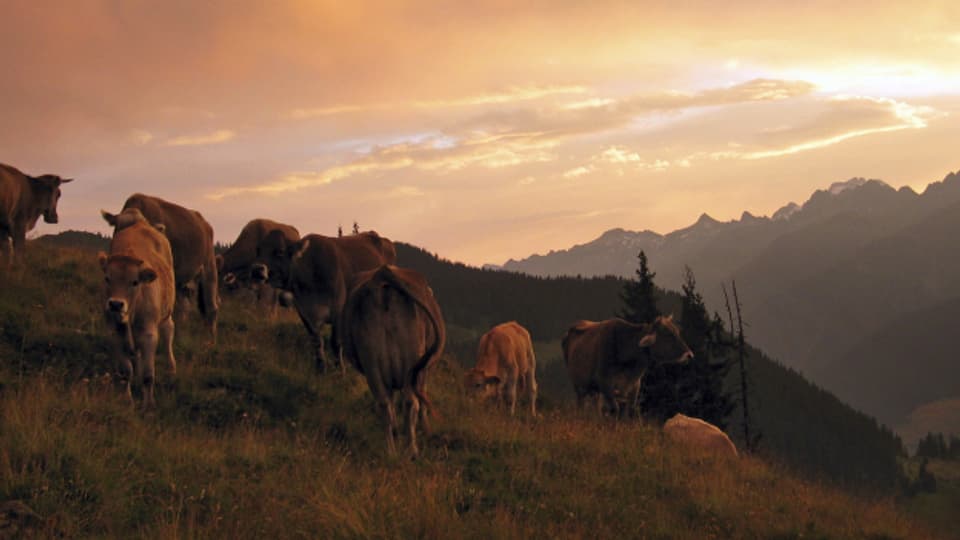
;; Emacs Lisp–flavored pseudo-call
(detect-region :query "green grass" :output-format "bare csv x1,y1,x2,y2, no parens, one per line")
0,243,945,538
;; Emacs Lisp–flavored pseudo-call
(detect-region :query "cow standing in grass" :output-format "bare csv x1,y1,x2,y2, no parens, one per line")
98,208,176,408
563,316,693,417
0,163,72,267
102,194,219,343
251,230,397,373
341,265,445,458
464,321,538,417
217,219,300,314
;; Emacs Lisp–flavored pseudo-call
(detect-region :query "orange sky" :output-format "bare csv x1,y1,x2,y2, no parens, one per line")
3,1,959,265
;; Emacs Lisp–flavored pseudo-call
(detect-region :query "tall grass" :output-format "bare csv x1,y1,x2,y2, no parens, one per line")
0,244,942,538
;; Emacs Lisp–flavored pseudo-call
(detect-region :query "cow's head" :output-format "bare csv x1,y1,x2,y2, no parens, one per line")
463,368,501,399
252,230,308,288
637,315,694,365
31,174,73,224
98,252,158,325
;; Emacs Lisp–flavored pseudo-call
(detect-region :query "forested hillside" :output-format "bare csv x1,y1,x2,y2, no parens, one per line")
395,242,906,490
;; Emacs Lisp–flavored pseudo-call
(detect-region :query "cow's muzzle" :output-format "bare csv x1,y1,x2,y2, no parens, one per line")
107,299,127,314
44,211,59,224
679,350,694,364
251,263,269,283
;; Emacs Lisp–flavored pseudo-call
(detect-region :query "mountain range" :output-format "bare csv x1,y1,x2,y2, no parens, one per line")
501,169,960,442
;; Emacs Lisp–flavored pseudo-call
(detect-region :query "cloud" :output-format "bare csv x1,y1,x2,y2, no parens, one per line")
130,130,153,145
563,166,593,179
164,129,236,147
288,85,587,119
706,96,939,160
206,131,558,200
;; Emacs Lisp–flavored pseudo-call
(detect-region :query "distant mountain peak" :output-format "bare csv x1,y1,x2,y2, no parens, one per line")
695,213,720,227
772,202,800,221
828,177,871,195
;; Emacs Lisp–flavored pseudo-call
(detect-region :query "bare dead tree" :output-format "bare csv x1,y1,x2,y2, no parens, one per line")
724,281,754,452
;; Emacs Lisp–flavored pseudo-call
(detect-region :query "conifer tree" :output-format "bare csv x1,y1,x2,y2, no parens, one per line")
619,250,659,323
675,266,733,428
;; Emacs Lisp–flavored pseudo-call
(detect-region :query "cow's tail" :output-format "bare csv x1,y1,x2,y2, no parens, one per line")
376,265,444,421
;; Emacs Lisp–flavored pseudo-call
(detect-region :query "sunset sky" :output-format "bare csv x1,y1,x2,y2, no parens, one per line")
4,1,959,265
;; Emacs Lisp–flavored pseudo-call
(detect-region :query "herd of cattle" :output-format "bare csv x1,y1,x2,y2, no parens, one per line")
1,162,738,459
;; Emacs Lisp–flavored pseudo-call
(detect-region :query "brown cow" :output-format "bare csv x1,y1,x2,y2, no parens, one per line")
663,413,739,459
0,163,72,266
98,208,176,407
102,194,219,343
562,316,693,417
251,230,397,373
340,265,445,457
464,321,538,417
217,218,300,289
217,219,300,313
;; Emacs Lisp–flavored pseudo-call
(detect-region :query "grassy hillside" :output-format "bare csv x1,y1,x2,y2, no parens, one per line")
0,242,944,538
396,242,907,492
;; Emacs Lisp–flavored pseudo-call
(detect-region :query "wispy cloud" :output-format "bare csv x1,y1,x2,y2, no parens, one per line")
207,132,558,200
707,96,939,160
164,129,236,147
288,85,587,119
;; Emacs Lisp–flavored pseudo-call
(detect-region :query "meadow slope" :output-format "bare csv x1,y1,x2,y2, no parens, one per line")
0,243,941,538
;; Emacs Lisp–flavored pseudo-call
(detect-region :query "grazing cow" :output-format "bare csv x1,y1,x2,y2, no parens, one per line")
663,413,739,459
464,321,538,416
217,219,300,312
340,265,445,457
98,208,176,407
251,230,397,373
0,163,72,266
217,218,300,289
562,316,693,417
102,194,219,343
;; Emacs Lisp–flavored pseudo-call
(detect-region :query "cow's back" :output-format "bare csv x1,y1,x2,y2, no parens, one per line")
343,265,444,384
334,232,397,285
663,414,739,459
493,321,534,376
221,218,300,275
123,194,214,284
0,164,26,225
563,320,611,390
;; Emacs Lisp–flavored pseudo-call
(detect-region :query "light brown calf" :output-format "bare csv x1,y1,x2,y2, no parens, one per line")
98,208,176,408
464,321,538,416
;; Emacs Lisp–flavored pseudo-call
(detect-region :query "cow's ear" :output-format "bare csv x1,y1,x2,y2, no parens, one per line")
152,222,166,234
138,267,158,284
638,331,657,348
101,209,118,226
290,239,310,260
215,254,224,271
485,375,502,386
98,251,109,271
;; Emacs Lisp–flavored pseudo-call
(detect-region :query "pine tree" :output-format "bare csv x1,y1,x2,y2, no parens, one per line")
352,221,360,235
619,251,659,323
675,266,734,429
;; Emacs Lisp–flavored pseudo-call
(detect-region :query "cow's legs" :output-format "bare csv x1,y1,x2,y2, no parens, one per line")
525,370,539,418
159,316,177,376
368,376,397,456
136,328,159,408
197,258,220,344
112,324,135,405
0,228,12,269
504,374,518,416
294,299,330,373
404,387,421,459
